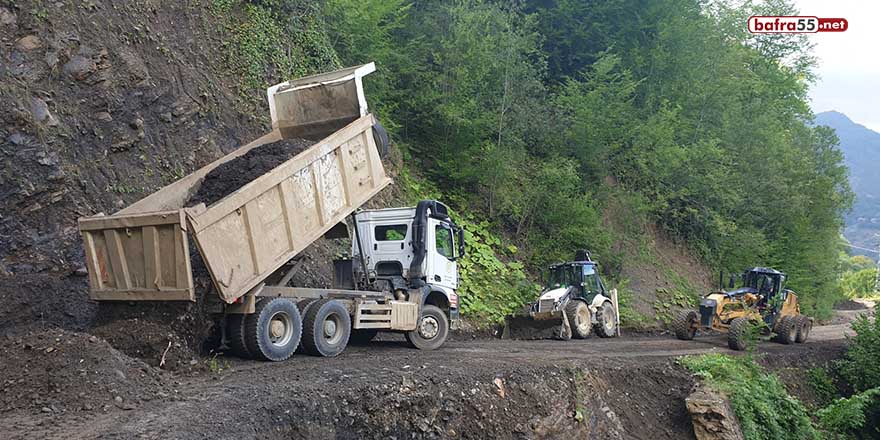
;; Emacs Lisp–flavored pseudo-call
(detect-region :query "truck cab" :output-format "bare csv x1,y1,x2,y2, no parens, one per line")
346,200,465,326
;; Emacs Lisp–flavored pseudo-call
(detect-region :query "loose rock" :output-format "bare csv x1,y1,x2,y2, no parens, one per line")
15,35,42,51
63,56,97,81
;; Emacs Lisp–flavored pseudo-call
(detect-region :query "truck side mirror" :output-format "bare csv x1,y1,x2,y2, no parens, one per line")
456,227,465,258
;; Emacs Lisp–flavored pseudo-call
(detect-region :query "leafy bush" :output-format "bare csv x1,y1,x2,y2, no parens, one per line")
840,268,878,299
808,367,838,407
817,387,880,437
838,315,880,392
212,0,339,91
679,354,819,440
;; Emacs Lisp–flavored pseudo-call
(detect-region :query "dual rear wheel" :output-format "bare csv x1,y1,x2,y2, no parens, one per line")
775,315,811,345
227,299,450,360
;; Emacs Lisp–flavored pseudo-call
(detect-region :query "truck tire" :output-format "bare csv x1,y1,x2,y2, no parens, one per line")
565,300,591,339
673,310,698,340
405,305,449,350
349,329,379,345
301,299,351,357
295,299,317,354
795,315,811,343
244,297,302,362
727,317,750,351
775,316,797,345
226,314,251,359
593,302,618,338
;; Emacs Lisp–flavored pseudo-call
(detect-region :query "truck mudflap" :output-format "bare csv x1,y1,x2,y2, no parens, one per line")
78,210,194,301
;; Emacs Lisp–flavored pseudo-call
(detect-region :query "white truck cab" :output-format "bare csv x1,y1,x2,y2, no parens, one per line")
346,200,464,326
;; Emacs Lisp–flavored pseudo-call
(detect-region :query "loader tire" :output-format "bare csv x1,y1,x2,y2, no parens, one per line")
593,302,618,338
405,305,449,350
226,314,251,359
775,316,797,345
673,310,698,340
795,315,811,343
349,329,379,345
244,297,302,362
301,299,351,357
727,317,750,351
565,300,591,339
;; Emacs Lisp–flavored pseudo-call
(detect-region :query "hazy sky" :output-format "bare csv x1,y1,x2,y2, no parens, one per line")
793,0,880,131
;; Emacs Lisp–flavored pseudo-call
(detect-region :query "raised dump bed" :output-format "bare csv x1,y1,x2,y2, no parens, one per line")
78,63,391,304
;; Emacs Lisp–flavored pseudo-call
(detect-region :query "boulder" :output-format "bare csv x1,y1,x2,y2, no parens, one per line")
686,383,744,440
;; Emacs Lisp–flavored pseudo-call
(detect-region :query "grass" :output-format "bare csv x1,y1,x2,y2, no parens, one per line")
679,353,819,440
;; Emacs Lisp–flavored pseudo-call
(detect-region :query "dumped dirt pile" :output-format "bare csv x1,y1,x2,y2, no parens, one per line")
0,329,172,416
833,299,869,311
0,274,95,335
188,138,314,207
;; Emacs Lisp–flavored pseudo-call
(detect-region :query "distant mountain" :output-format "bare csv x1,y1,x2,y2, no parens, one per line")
815,111,880,258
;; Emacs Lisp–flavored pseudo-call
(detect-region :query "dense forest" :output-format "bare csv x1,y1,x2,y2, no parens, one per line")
215,0,853,320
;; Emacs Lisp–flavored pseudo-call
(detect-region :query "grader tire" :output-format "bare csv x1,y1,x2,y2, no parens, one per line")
565,300,591,339
795,315,812,343
673,310,698,341
727,317,750,351
775,316,797,345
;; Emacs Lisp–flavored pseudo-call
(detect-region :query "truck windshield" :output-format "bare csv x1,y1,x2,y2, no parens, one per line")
547,265,580,289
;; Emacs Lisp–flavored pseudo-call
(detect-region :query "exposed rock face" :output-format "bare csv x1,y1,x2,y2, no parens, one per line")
686,383,744,440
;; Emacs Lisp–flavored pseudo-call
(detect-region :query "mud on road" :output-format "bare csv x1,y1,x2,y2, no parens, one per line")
0,320,857,440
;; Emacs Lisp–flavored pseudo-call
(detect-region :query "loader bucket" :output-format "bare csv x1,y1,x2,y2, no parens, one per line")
501,312,571,340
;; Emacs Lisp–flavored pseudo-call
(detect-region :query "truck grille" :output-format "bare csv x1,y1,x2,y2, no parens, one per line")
538,299,556,313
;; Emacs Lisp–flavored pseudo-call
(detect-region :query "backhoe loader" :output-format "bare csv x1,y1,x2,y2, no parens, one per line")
502,251,619,340
672,267,812,350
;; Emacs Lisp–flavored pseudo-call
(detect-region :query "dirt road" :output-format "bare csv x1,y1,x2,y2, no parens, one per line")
2,319,856,440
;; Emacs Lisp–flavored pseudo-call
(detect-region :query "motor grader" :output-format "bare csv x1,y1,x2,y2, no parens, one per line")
672,267,812,350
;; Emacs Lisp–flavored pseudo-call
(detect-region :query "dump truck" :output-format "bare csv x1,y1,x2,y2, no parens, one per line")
502,250,619,340
672,267,812,350
77,63,464,361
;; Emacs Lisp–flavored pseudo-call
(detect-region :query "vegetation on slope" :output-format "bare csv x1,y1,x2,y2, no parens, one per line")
215,0,853,321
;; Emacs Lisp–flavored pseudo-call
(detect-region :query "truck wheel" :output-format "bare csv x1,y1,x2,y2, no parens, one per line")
349,329,379,345
727,317,750,351
226,314,251,359
673,310,698,340
244,298,302,362
775,316,797,345
565,300,591,339
405,305,449,350
301,299,351,357
593,302,618,338
795,315,811,343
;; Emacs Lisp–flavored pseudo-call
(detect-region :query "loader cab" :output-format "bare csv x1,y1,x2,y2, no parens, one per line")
545,259,606,302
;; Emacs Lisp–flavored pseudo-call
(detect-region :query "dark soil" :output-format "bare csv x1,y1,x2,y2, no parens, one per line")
0,273,96,335
834,299,869,310
188,138,314,207
0,329,172,416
